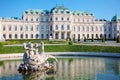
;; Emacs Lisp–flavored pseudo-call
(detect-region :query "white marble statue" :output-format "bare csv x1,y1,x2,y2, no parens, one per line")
19,41,57,71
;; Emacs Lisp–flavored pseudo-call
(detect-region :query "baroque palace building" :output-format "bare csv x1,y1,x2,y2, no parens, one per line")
0,5,120,40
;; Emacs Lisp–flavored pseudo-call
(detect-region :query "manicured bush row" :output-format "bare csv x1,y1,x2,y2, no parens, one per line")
0,45,120,54
2,39,67,45
45,45,120,53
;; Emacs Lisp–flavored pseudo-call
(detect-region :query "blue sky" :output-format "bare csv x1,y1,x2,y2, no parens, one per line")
0,0,120,20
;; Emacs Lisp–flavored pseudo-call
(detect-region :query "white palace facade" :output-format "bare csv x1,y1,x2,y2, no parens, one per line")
0,6,120,40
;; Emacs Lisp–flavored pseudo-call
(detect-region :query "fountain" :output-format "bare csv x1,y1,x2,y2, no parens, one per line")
18,42,57,72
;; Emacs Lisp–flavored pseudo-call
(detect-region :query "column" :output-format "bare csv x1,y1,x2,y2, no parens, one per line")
53,32,55,39
59,32,61,39
64,32,67,39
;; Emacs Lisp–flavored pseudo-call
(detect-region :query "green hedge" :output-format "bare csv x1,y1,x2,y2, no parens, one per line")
0,45,120,54
4,39,67,45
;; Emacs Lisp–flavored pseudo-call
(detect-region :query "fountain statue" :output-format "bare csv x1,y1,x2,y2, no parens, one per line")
18,42,57,72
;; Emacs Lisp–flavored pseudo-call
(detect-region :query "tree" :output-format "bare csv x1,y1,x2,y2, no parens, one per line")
84,37,87,42
102,36,105,42
116,36,120,43
78,37,80,42
91,35,94,42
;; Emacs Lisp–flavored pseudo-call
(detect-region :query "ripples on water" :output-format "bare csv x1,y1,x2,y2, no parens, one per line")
0,56,120,80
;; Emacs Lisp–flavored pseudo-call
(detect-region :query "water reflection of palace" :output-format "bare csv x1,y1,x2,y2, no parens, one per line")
0,60,22,77
0,57,120,80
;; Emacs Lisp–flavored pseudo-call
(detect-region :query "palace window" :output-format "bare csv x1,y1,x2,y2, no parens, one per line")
87,26,89,31
87,34,89,38
61,25,64,30
96,26,98,31
31,34,33,38
41,34,44,38
3,26,6,31
36,26,39,31
36,34,39,38
15,34,18,38
61,17,64,21
36,18,39,21
3,34,6,39
15,26,17,31
9,26,12,31
9,34,12,38
26,18,28,21
26,26,28,31
20,26,23,31
67,25,70,30
20,34,23,38
100,27,102,31
56,25,58,30
91,26,94,31
31,26,33,31
67,18,69,21
55,17,58,21
31,18,33,21
78,26,80,31
26,34,28,38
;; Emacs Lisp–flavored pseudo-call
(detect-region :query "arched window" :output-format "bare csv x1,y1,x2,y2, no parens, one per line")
41,34,44,38
20,34,23,38
9,26,12,31
31,18,33,21
96,34,98,38
20,26,23,31
36,34,39,38
109,34,111,38
78,26,80,31
67,25,70,30
26,26,28,31
31,34,33,38
61,17,64,21
56,25,58,30
50,26,52,31
87,34,89,38
67,18,69,21
3,25,6,31
3,34,6,39
55,17,58,21
61,25,64,30
36,26,39,31
9,34,12,38
100,34,102,38
31,26,33,31
87,26,89,31
15,26,17,31
15,34,17,38
91,26,94,31
96,26,98,31
26,34,28,38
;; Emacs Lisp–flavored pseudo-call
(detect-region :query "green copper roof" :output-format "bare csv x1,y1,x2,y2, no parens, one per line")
4,17,21,20
111,15,120,21
72,11,93,16
50,6,71,14
24,9,49,14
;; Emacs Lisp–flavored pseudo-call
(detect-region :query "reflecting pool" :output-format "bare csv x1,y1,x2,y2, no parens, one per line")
0,56,120,80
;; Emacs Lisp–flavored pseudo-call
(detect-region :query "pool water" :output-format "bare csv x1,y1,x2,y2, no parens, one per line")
0,56,120,80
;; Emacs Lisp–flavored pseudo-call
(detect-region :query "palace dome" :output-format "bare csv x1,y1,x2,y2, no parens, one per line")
111,15,120,21
50,5,71,14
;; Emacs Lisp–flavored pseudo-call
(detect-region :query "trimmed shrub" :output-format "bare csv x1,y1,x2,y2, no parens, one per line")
116,36,120,43
91,37,94,42
0,42,3,47
102,37,105,42
68,41,73,45
84,37,87,42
